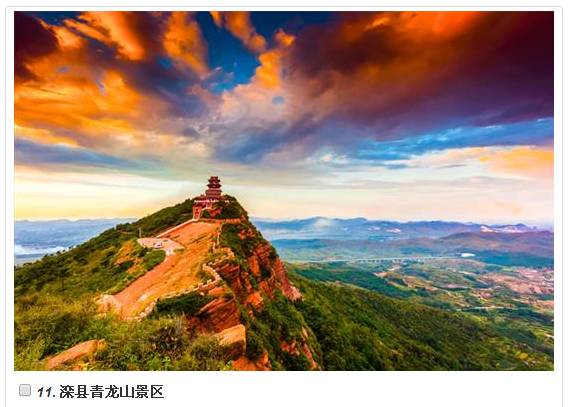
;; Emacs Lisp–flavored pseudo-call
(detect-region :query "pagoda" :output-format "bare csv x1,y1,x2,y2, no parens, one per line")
205,176,222,200
193,176,225,219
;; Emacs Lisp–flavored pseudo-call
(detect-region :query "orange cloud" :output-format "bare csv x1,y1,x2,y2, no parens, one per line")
405,146,553,180
65,12,146,60
40,20,84,50
251,29,295,89
63,17,108,44
479,146,553,178
209,11,266,54
15,12,208,163
210,11,223,27
219,29,296,122
164,11,208,75
255,50,281,89
15,69,141,143
14,124,79,146
394,11,483,42
285,11,554,140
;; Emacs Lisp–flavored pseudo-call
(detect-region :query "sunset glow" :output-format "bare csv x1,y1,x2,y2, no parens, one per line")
14,11,554,223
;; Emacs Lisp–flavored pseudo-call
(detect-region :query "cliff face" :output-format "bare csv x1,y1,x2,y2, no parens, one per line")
214,242,301,304
128,196,317,370
187,198,317,369
248,243,302,301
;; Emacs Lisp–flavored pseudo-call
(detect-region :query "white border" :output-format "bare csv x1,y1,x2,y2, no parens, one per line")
2,4,565,407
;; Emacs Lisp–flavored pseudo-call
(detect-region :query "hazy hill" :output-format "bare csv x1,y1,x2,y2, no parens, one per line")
272,230,553,267
253,217,543,240
440,231,553,256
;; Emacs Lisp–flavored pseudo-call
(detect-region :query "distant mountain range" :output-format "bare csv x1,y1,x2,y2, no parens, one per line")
14,216,551,265
252,216,547,241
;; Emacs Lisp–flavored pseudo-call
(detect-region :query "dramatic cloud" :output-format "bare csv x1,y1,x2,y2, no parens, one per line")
283,11,553,144
15,11,553,165
194,12,554,165
353,118,553,165
15,12,59,80
15,138,139,170
63,11,164,61
13,11,554,222
164,11,209,75
210,11,267,53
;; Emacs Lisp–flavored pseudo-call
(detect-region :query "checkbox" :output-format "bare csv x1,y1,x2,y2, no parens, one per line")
19,384,31,397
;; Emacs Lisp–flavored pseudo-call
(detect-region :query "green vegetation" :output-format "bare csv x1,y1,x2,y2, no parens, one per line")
219,224,246,257
154,293,214,317
290,262,413,299
239,293,318,370
13,198,221,370
289,273,553,370
288,260,554,325
15,294,110,363
220,222,265,259
286,260,553,369
14,292,231,371
142,250,166,271
93,318,231,371
14,297,204,371
205,196,248,219
471,251,553,268
213,204,319,370
133,198,195,236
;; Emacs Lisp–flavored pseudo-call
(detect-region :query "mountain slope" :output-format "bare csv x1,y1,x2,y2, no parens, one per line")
15,196,317,370
290,274,552,370
440,231,553,257
14,195,552,370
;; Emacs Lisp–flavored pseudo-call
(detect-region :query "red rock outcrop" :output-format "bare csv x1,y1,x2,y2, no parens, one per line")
194,219,309,368
233,350,272,371
45,339,106,370
215,324,246,360
246,291,264,310
280,339,319,370
215,260,254,299
243,242,302,301
272,257,303,301
189,297,241,333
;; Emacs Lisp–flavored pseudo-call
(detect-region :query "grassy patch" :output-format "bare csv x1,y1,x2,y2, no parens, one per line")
153,292,214,317
142,250,166,271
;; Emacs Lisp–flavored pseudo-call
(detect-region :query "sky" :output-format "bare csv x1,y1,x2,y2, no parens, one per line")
14,11,554,224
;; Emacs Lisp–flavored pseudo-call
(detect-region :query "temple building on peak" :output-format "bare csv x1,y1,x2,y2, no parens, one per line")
193,176,225,219
205,176,222,200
